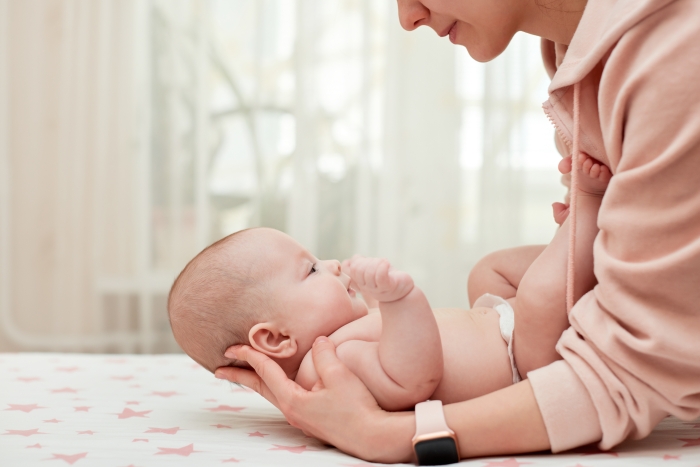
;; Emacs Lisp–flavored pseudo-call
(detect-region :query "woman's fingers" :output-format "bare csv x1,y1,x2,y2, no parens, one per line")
219,345,303,409
214,366,280,409
311,337,364,392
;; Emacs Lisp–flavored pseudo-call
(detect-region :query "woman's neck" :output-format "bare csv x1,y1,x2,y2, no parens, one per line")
520,0,588,45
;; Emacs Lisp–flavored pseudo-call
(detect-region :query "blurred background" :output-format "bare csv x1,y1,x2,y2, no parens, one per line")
0,0,564,353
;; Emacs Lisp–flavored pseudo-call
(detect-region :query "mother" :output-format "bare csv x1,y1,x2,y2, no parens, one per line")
215,0,700,462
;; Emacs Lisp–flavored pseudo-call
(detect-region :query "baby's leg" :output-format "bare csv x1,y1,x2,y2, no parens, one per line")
513,155,611,377
467,245,546,307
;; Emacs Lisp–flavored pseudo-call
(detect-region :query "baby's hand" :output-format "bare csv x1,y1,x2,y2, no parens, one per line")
345,256,413,303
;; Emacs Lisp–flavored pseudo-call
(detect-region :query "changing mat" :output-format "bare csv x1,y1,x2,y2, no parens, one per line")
2,353,699,466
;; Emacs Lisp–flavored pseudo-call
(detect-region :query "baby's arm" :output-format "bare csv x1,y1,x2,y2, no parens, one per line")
337,257,443,411
513,154,611,377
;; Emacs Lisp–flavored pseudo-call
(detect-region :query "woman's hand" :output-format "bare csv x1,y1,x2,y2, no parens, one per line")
214,337,414,463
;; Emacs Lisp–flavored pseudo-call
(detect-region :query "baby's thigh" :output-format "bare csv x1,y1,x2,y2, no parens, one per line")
468,245,546,305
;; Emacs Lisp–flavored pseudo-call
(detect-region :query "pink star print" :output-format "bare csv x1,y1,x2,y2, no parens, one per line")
17,377,41,382
26,443,42,449
110,375,134,381
146,427,180,434
44,419,62,423
222,458,240,463
679,437,700,447
47,452,88,465
125,401,140,405
56,366,80,372
117,408,151,419
155,444,200,456
211,424,232,429
577,445,619,457
268,444,308,454
77,430,95,435
206,405,244,412
664,454,681,460
73,406,91,412
151,391,178,398
481,459,533,467
4,428,46,437
51,387,78,393
247,431,268,437
6,403,45,413
132,438,149,443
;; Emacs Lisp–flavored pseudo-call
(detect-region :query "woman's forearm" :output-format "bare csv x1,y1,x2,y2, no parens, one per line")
217,339,551,464
446,379,550,457
372,379,550,463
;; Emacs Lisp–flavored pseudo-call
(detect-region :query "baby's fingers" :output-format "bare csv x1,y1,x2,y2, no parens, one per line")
347,256,368,287
342,255,363,274
374,260,392,290
362,259,379,290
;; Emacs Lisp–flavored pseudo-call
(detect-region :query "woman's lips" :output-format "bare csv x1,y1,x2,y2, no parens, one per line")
448,22,457,44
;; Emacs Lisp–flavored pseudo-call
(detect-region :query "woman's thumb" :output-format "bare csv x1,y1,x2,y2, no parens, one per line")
311,337,351,387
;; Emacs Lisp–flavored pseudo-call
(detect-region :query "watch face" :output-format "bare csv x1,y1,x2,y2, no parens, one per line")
414,438,460,465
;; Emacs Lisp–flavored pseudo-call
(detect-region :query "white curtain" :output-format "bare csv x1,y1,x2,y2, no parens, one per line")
0,0,563,353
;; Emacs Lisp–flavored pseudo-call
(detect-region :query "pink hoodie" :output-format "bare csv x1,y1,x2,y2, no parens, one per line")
527,0,700,452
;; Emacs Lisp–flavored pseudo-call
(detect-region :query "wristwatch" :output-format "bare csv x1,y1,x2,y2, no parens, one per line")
412,400,460,465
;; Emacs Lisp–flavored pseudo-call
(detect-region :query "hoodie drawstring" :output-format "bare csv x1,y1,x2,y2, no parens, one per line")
566,82,581,314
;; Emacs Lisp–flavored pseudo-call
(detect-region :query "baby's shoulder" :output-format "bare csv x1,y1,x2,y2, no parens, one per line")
328,312,382,346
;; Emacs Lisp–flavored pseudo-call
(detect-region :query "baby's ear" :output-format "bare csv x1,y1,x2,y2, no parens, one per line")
248,323,297,359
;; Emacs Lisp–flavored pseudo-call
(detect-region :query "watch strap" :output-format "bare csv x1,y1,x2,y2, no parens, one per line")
414,400,453,438
412,400,460,465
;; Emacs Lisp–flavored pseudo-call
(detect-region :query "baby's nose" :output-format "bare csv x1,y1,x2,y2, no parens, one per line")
329,260,341,275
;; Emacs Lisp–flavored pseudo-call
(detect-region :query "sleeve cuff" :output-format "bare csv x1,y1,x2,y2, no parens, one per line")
528,360,603,452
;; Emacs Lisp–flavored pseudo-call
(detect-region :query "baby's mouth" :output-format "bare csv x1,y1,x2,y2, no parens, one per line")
347,287,356,297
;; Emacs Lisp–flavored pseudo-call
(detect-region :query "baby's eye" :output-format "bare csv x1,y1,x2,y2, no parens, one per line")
309,263,317,275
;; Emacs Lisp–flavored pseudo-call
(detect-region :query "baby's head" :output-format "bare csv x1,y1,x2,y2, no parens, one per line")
168,227,368,375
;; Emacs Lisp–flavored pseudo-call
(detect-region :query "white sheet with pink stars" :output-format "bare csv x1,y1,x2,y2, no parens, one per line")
1,353,699,467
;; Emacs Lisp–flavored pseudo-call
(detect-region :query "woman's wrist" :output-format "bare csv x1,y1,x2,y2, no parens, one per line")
356,410,416,464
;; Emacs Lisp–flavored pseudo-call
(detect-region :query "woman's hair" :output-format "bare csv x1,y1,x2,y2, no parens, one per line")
167,229,270,373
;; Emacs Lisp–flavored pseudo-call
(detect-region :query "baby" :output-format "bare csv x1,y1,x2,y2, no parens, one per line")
168,155,611,411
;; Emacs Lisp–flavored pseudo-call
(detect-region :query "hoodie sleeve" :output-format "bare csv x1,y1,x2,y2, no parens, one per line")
529,0,700,452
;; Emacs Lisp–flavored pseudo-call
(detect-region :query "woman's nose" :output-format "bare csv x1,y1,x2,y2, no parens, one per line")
397,0,429,31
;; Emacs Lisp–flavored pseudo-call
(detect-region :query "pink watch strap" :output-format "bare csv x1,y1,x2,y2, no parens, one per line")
413,400,454,438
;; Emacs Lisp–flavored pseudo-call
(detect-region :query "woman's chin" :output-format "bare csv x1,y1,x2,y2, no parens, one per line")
461,36,514,63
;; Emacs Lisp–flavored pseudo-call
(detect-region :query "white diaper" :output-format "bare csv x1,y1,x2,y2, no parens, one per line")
473,293,521,384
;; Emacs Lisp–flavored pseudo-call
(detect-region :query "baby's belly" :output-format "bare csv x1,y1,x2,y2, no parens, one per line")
329,307,514,404
431,307,514,404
